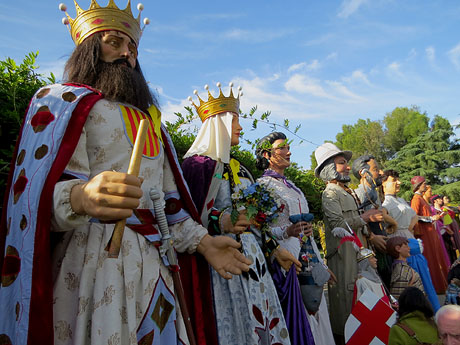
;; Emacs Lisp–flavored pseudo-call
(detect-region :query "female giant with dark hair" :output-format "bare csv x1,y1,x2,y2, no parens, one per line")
388,287,440,345
256,132,335,345
255,132,287,170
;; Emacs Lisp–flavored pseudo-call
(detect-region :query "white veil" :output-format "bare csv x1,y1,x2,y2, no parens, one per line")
183,112,234,164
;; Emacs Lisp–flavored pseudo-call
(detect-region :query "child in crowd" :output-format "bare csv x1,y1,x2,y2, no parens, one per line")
387,236,425,300
446,262,460,305
353,247,390,306
446,279,460,305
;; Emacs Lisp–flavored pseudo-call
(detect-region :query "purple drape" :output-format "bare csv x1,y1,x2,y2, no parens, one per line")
271,262,316,345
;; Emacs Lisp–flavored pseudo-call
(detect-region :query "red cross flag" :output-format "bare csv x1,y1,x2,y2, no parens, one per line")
345,288,396,345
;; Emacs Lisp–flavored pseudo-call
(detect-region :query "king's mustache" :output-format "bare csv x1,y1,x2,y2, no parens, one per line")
110,58,133,69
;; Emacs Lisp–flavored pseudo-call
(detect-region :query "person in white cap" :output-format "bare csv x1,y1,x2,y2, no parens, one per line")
314,143,383,345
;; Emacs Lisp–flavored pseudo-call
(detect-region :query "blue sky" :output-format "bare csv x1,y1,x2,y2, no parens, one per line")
2,0,460,169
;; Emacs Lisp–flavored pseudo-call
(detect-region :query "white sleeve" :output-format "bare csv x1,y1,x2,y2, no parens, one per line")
162,152,207,253
51,130,91,231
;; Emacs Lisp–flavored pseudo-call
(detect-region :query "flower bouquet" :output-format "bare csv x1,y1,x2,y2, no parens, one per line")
230,182,284,230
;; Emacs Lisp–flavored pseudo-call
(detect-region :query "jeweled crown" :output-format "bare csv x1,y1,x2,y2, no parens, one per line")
59,0,149,46
188,82,243,122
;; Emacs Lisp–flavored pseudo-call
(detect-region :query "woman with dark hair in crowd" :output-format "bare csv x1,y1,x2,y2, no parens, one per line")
388,287,441,345
255,131,335,345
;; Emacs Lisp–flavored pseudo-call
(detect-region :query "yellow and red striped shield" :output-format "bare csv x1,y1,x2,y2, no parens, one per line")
119,105,161,158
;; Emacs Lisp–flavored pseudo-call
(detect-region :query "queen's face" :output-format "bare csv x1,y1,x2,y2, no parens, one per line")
230,113,242,146
383,176,401,195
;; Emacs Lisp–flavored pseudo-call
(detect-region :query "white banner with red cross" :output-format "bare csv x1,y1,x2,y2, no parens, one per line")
345,288,397,345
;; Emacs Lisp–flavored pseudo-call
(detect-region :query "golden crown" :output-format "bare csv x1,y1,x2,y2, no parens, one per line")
188,82,243,122
59,1,149,46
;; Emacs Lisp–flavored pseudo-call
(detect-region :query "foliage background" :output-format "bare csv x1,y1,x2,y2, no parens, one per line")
0,52,55,207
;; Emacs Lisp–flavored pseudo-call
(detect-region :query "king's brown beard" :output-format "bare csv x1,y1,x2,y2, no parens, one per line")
64,33,158,112
93,59,154,112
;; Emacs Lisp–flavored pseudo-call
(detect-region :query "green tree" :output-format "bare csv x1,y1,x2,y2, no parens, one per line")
435,182,460,202
431,114,452,132
385,124,460,200
0,52,55,202
164,106,198,164
335,118,386,164
383,106,429,158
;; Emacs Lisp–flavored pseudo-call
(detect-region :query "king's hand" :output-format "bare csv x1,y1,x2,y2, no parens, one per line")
197,234,252,279
70,171,143,220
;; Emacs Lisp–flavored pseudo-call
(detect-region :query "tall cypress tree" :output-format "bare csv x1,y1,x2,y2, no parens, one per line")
386,121,460,201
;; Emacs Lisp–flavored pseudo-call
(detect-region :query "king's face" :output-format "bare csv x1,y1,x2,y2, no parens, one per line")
100,30,137,69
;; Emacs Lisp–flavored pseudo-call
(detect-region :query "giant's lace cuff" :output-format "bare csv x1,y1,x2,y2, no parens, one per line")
52,179,92,231
171,218,208,254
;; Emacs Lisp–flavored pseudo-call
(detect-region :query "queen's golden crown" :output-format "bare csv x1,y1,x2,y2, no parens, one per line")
188,82,243,122
59,0,149,46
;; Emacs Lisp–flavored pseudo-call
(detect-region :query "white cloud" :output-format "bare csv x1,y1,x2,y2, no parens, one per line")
284,74,332,99
343,70,371,86
304,33,335,47
326,52,338,61
307,60,321,71
337,0,368,18
407,48,417,61
325,80,365,102
157,59,460,170
287,60,321,73
232,75,322,120
161,98,192,123
288,62,307,73
386,61,404,78
448,42,460,70
425,46,435,62
221,28,293,43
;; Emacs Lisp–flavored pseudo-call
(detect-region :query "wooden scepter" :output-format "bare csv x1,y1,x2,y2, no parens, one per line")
107,119,149,258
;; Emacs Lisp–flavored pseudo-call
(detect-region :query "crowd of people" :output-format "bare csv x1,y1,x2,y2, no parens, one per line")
1,2,460,345
314,144,460,344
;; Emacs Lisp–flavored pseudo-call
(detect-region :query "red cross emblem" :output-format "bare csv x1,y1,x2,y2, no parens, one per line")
345,289,396,345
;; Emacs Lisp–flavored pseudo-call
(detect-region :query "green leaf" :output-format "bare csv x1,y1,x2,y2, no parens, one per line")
231,209,239,225
247,205,258,220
